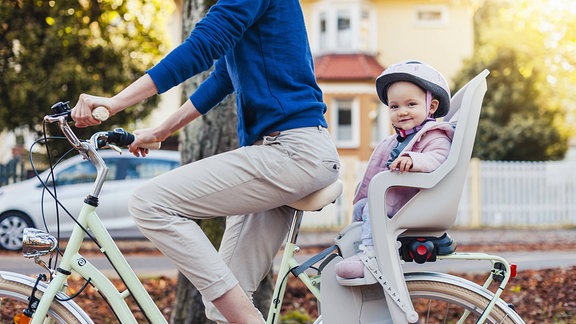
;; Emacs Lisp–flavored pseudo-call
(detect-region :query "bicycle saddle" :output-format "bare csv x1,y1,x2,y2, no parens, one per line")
288,180,343,211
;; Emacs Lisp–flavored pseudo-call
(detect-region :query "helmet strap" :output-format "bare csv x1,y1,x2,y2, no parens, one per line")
425,90,432,117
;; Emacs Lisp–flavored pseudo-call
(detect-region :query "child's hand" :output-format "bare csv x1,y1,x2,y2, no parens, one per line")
389,156,413,173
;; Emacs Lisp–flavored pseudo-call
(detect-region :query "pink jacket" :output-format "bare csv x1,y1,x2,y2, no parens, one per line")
353,121,454,219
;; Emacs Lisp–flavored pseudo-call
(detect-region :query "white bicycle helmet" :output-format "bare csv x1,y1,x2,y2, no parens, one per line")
376,60,451,118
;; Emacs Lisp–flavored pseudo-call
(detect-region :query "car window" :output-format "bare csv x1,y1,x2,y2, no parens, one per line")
56,159,117,185
124,158,178,180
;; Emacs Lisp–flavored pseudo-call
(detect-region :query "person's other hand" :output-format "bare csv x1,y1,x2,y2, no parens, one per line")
128,128,160,157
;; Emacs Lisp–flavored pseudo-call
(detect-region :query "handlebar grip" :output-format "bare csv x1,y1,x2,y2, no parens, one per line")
92,106,110,121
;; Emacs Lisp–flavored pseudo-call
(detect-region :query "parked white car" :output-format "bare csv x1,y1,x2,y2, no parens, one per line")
0,150,180,250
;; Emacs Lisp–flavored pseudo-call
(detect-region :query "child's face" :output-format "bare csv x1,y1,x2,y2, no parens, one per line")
387,81,438,130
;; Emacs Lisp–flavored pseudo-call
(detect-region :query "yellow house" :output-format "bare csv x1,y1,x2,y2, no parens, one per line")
299,0,476,226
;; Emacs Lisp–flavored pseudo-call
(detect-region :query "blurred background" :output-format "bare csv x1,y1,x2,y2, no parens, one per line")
1,0,576,232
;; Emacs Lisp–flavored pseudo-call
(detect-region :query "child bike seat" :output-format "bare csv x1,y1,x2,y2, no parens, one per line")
288,180,343,211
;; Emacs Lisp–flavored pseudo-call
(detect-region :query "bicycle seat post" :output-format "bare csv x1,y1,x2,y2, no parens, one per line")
285,180,343,245
286,209,305,245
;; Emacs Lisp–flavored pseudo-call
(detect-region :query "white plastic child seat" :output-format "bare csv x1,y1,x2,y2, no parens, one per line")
368,69,490,323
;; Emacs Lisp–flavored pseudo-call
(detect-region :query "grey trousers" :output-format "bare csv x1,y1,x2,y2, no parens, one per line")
129,126,340,322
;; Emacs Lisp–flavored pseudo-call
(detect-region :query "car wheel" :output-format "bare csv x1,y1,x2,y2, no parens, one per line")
0,212,33,251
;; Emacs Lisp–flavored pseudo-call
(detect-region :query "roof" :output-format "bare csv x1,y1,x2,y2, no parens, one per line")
314,53,384,81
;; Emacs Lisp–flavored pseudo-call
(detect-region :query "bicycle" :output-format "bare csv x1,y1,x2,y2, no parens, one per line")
0,92,523,323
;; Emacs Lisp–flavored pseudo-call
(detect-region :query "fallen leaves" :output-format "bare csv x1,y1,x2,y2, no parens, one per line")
60,266,576,323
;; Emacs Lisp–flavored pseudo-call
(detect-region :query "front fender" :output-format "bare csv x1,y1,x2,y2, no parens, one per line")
0,271,93,323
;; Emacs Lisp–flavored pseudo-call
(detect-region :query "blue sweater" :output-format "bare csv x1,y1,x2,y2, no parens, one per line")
147,0,327,146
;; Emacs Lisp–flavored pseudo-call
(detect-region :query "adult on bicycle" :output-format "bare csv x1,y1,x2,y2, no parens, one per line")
71,0,340,322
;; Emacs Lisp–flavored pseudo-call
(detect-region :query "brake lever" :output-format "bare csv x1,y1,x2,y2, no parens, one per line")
88,132,120,154
89,128,134,154
108,144,122,154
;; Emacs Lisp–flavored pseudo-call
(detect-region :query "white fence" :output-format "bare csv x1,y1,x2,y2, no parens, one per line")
456,160,576,227
302,159,576,230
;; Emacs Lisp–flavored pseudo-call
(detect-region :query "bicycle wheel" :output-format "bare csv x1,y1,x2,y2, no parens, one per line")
406,272,524,323
0,272,91,324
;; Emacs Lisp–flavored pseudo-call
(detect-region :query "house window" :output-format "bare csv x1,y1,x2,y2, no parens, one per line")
311,2,376,54
332,98,360,148
414,5,449,27
359,9,371,53
336,10,351,48
319,13,327,50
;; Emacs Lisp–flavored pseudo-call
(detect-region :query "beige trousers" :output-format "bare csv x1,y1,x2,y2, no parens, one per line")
129,126,340,322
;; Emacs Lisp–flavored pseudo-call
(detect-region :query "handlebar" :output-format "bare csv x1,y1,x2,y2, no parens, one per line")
43,101,158,199
46,101,160,152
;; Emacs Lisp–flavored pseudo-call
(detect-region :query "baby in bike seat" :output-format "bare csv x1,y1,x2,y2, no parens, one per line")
335,60,454,280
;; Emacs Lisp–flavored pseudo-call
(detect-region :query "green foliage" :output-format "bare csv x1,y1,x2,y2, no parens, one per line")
0,0,173,136
453,0,571,161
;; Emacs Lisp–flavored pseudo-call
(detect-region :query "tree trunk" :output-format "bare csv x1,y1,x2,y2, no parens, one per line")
170,0,273,322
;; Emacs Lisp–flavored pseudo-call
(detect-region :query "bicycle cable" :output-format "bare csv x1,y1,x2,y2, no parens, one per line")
27,122,103,281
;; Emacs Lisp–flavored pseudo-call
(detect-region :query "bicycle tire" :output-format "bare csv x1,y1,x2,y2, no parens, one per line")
0,272,91,324
406,272,524,323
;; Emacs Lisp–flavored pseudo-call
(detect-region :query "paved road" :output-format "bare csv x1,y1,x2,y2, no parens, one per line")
2,249,575,278
2,228,576,278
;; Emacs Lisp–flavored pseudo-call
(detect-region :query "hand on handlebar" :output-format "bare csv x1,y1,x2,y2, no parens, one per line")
72,94,114,128
129,129,160,157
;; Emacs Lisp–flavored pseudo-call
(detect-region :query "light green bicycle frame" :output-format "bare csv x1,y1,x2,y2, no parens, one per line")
31,176,318,324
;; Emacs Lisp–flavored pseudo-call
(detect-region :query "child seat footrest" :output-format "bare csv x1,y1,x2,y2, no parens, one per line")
398,233,456,264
